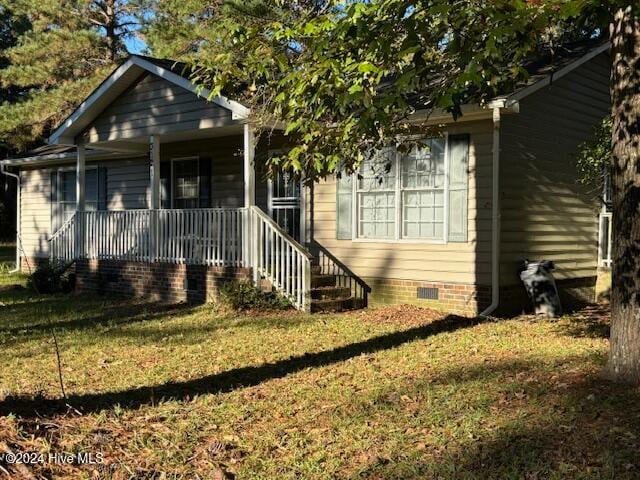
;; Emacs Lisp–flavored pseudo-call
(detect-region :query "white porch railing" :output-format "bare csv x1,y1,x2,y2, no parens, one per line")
70,208,247,267
249,206,312,310
598,211,612,268
49,213,78,263
155,209,245,266
82,210,153,262
48,207,312,310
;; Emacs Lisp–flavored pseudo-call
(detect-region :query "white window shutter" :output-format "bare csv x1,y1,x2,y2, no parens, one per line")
336,173,353,239
448,134,470,242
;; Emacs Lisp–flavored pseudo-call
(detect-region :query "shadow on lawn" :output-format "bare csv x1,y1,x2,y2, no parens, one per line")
100,311,314,345
0,314,481,418
554,303,611,339
367,360,640,479
0,300,196,341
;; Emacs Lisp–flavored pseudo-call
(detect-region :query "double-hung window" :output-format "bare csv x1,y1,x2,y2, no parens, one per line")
337,134,469,243
161,157,211,209
356,148,396,239
51,168,98,231
172,157,199,209
401,138,446,240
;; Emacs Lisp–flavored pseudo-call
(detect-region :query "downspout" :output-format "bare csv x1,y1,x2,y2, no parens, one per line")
479,105,502,317
0,163,20,273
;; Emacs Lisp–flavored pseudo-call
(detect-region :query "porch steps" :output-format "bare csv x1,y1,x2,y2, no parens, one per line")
310,274,337,288
310,286,352,300
311,296,355,313
259,261,362,313
309,266,359,314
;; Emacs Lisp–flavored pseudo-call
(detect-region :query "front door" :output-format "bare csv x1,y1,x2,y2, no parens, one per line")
269,169,303,242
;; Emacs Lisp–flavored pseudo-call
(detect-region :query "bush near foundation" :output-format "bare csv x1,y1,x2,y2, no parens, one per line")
28,261,75,294
220,280,291,311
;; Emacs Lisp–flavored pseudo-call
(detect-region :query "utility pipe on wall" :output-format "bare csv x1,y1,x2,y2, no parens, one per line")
0,163,20,273
479,105,503,317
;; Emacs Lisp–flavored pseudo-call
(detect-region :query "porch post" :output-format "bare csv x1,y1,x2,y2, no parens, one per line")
150,135,161,209
76,144,86,258
149,135,161,261
243,124,255,208
243,124,256,277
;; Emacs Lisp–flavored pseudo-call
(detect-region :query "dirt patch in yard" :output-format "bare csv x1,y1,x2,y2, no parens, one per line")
357,304,455,326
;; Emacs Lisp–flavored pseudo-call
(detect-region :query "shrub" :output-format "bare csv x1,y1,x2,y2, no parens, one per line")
28,261,75,294
219,280,291,311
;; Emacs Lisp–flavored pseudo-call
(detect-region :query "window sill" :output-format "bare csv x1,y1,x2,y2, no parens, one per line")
350,237,449,245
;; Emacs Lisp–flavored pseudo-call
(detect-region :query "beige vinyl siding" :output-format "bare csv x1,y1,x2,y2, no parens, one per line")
311,120,494,285
161,133,287,211
99,136,253,210
79,73,234,143
499,52,610,285
20,168,51,258
161,135,247,208
104,158,150,209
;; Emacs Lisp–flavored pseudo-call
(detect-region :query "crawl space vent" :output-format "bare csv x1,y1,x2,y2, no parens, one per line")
417,287,439,300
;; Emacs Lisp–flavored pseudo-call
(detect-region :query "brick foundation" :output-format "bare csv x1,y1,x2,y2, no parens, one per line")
24,256,596,316
75,259,252,303
365,278,492,316
365,275,596,317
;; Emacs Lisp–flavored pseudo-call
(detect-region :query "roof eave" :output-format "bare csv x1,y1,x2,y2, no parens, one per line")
0,149,144,167
498,42,610,103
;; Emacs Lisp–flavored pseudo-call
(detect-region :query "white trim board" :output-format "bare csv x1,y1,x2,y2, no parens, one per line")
0,149,145,167
49,55,250,145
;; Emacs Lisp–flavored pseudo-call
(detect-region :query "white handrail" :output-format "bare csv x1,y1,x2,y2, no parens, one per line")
249,206,311,311
156,208,246,266
49,213,78,262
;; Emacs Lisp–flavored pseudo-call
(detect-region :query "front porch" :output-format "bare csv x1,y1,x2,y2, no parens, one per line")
43,111,368,311
50,205,317,310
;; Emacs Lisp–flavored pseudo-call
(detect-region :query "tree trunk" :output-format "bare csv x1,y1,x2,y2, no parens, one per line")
104,0,117,61
606,6,640,384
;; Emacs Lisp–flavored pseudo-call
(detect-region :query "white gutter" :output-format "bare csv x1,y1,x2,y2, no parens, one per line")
0,163,20,273
1,148,144,167
479,105,503,317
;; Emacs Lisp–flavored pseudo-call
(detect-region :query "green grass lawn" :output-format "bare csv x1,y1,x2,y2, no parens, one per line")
0,278,637,479
0,243,24,285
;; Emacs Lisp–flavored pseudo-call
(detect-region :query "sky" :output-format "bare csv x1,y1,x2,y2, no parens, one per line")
121,12,147,55
125,35,146,55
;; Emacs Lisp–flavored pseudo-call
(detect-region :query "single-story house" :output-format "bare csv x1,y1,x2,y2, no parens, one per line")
0,42,611,315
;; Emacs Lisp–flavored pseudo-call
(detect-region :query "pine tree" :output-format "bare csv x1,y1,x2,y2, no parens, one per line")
138,1,327,60
0,0,140,151
0,5,29,242
135,0,221,60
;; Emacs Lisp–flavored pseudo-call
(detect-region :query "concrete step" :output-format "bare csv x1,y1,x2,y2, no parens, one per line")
311,274,336,288
311,286,352,300
311,296,355,313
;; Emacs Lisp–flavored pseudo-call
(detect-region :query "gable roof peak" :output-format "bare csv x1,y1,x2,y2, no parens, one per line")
48,55,249,145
